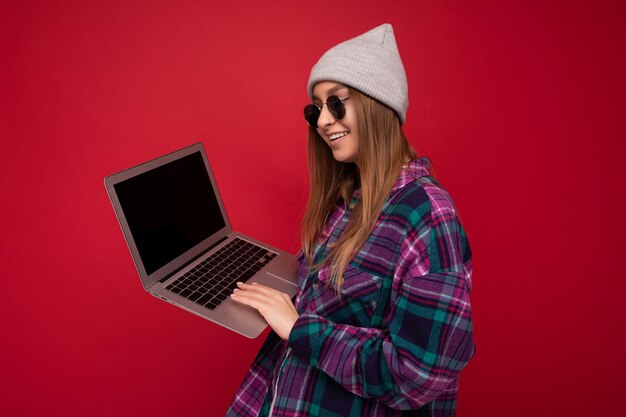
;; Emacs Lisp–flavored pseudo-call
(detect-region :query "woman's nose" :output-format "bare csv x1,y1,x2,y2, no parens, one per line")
317,101,336,128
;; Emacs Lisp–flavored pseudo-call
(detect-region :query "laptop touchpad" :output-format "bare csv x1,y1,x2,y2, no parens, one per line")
249,272,298,297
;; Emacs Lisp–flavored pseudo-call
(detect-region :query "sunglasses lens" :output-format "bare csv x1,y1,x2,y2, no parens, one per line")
304,104,320,127
304,96,346,127
327,96,346,120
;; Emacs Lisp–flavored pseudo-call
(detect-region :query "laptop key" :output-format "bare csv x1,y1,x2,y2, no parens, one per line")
238,269,256,282
197,293,213,306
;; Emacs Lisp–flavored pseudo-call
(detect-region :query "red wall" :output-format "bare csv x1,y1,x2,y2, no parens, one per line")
2,1,625,416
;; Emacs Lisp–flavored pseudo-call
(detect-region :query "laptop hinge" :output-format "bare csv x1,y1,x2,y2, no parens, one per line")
158,235,229,283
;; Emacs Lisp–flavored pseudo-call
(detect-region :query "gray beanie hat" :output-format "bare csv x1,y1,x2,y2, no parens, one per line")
307,23,409,125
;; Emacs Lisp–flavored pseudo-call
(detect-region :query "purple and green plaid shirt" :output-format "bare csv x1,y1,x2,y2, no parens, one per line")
226,157,474,417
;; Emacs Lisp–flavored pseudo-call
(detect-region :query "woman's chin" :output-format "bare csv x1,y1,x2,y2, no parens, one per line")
331,152,356,164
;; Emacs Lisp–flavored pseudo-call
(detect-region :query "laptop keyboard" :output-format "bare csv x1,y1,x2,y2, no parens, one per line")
165,238,277,310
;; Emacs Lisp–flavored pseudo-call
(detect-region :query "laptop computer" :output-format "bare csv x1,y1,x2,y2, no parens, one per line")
104,142,299,338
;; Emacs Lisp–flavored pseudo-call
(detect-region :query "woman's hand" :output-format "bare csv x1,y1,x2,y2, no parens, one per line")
230,282,299,341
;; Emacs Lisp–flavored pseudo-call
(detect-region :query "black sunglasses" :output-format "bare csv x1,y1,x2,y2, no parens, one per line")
303,96,350,128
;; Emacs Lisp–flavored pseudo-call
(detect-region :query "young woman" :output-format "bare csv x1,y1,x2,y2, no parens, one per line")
226,23,474,417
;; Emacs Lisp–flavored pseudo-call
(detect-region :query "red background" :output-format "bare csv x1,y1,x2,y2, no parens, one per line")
2,1,625,416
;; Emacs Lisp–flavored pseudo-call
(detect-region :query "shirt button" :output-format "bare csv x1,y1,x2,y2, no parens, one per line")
328,242,336,248
312,283,318,289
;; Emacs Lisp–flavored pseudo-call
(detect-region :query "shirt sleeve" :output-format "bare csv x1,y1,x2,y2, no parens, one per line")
287,187,475,410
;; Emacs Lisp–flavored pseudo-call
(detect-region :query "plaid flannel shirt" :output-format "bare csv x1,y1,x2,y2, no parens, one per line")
226,157,474,417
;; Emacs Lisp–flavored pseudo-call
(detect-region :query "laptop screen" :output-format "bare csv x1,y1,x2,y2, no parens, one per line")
113,151,226,275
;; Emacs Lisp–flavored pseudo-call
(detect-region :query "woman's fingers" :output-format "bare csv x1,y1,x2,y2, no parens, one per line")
233,283,277,303
230,282,299,340
236,282,279,296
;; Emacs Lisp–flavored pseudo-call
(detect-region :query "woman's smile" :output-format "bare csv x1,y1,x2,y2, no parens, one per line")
329,131,350,141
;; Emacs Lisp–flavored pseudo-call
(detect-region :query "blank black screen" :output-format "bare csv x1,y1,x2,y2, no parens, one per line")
114,151,226,275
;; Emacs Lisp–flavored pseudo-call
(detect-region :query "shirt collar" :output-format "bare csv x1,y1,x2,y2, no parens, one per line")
345,157,431,209
323,157,432,238
391,157,432,193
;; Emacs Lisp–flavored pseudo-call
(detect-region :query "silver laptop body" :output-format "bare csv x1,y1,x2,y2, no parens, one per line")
104,143,298,338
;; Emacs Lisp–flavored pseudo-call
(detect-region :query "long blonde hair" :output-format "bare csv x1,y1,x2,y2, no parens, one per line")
300,87,417,291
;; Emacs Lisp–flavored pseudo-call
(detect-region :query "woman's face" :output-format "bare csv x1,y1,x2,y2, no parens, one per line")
312,81,359,164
